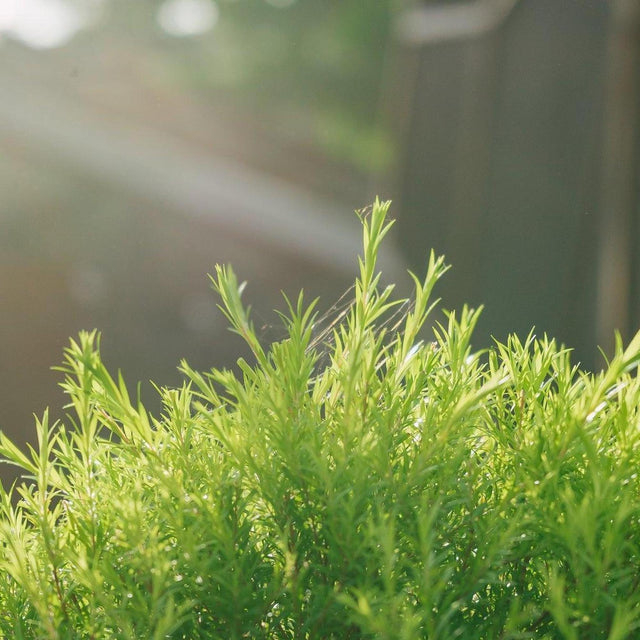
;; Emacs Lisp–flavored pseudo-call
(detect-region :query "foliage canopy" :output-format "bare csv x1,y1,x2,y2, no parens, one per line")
1,200,640,638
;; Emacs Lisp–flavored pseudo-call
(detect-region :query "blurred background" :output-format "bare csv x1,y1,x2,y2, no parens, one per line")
0,0,639,483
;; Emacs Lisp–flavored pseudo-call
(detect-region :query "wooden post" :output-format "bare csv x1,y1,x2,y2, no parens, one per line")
596,0,640,354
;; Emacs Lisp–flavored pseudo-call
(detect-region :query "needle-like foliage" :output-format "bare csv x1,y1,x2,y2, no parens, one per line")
1,199,640,639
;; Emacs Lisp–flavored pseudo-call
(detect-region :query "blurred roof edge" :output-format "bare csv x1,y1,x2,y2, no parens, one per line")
396,0,519,46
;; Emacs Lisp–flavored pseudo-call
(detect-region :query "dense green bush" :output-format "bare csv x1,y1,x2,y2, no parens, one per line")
1,200,640,639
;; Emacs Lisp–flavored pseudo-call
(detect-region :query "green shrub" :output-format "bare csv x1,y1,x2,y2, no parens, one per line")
1,200,640,639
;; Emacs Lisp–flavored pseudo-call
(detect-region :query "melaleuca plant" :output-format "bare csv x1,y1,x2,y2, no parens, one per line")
1,199,640,639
